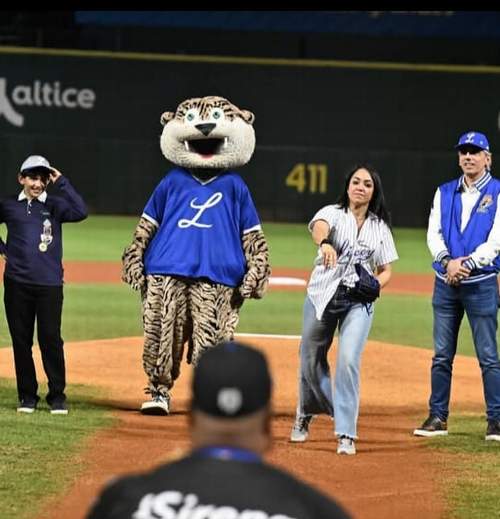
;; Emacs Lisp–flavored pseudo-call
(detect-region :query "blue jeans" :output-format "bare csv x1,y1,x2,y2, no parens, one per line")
296,289,374,438
430,276,500,421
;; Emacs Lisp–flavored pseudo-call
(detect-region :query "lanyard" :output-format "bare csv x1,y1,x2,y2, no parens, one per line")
195,446,261,463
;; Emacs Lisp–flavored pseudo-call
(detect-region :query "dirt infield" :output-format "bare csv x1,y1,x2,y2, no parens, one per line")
0,261,436,294
0,336,485,519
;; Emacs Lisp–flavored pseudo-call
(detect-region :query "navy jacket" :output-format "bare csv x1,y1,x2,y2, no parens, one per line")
0,176,87,286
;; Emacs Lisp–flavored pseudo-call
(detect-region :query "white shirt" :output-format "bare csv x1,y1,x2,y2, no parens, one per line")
427,172,500,269
18,190,47,203
307,204,399,320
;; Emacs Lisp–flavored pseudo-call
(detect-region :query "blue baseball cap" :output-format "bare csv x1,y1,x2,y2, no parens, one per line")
455,131,490,152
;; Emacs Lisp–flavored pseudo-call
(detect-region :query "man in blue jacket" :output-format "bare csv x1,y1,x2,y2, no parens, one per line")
414,131,500,442
0,155,87,415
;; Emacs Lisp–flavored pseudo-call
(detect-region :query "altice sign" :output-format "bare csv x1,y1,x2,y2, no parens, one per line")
0,77,96,127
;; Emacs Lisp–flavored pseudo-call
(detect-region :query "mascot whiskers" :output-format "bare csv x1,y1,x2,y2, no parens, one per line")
122,96,271,415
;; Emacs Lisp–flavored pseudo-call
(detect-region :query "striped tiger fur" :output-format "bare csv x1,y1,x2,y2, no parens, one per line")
240,230,271,299
121,217,157,293
142,275,243,397
161,96,255,125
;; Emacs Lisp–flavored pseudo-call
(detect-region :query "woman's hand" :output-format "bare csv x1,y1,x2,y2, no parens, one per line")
376,263,392,289
311,219,337,268
320,242,337,268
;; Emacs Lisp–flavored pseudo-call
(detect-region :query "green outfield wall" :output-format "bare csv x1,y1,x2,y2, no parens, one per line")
1,47,499,226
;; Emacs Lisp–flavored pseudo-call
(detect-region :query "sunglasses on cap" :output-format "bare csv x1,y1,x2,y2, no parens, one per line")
457,145,484,155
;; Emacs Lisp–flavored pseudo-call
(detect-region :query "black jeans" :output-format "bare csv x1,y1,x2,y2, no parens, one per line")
3,275,66,405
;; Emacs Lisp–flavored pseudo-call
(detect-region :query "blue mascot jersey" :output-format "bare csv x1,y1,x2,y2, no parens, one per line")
142,168,262,287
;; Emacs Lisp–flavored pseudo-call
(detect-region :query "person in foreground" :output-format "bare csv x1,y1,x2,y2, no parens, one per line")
290,165,398,455
0,155,88,415
414,131,500,442
86,341,351,519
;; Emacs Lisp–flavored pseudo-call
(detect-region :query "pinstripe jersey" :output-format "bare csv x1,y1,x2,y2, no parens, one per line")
307,204,398,320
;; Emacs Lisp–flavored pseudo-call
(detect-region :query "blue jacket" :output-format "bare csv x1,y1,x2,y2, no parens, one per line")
432,173,500,280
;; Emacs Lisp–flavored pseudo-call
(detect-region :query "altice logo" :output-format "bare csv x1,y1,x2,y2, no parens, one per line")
0,77,96,127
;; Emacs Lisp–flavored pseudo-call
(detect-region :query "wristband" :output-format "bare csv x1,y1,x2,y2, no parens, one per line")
440,256,451,269
320,238,333,247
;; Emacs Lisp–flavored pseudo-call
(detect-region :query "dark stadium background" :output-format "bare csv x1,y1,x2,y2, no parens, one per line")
1,10,500,226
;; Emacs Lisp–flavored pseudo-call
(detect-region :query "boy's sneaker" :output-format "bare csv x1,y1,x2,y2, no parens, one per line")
337,435,356,455
141,392,170,415
413,415,448,437
485,419,500,441
290,415,313,442
50,401,69,415
17,399,38,414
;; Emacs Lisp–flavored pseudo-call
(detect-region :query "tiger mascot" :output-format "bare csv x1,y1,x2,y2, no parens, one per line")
122,96,271,415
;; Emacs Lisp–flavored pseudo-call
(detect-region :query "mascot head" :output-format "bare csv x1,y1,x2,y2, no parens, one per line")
160,96,255,170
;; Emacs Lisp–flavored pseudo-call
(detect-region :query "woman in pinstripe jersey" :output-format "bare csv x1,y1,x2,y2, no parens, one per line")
290,165,399,455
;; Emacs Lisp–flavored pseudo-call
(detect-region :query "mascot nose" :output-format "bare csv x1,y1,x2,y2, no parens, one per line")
195,123,216,136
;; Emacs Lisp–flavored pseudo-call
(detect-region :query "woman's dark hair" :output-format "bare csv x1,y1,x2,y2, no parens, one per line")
336,163,392,227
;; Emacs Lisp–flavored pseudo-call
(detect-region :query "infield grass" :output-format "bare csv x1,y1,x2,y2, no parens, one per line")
0,379,113,519
0,284,143,347
59,215,138,262
422,413,500,519
241,291,489,358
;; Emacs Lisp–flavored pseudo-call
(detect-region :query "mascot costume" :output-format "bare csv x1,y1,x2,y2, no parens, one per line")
122,96,270,415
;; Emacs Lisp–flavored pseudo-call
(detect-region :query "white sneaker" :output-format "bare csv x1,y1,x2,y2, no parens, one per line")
337,436,356,455
141,393,170,415
17,399,37,414
17,405,36,414
413,415,448,437
50,401,69,415
290,415,313,442
485,419,500,441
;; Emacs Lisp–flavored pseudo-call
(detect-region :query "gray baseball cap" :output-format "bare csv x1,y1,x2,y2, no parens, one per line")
20,155,52,173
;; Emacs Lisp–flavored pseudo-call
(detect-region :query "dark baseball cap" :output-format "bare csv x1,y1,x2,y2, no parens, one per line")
192,341,272,418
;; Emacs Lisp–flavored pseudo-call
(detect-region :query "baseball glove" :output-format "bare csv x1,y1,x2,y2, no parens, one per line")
349,263,380,304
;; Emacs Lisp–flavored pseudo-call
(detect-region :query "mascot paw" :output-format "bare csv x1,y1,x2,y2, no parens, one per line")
131,276,146,292
239,284,253,299
239,268,269,299
121,266,145,291
240,283,268,300
122,244,146,291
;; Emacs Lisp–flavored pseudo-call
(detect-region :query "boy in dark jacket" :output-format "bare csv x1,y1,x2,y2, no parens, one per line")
0,155,88,414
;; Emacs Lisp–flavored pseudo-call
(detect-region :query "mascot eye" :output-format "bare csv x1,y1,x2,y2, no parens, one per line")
185,109,199,123
210,108,225,121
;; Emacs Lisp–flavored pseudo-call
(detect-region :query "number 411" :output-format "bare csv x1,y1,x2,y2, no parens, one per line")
285,163,328,194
